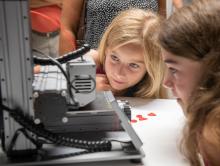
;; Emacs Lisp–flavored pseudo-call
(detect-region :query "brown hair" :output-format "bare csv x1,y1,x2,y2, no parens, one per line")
98,8,167,98
158,0,220,165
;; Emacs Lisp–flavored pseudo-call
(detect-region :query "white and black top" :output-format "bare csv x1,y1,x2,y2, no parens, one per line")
84,0,158,49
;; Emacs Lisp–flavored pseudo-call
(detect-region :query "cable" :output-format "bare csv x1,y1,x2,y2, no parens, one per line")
33,47,95,97
107,139,131,144
38,149,89,161
8,128,43,154
33,44,90,65
7,128,90,161
0,104,112,152
33,49,79,104
45,55,78,105
32,49,48,58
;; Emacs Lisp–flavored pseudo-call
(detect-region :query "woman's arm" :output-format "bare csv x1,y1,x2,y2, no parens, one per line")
172,0,183,8
59,0,84,55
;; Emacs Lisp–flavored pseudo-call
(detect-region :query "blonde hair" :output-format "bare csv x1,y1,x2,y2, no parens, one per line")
98,8,167,98
159,0,220,165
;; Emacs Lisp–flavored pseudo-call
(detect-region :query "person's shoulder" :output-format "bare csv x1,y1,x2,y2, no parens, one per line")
84,49,101,68
86,49,98,58
83,49,98,61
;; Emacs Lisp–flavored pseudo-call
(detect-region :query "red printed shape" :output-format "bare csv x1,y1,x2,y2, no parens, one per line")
136,114,143,118
139,117,148,121
130,119,138,123
148,112,156,116
136,114,148,121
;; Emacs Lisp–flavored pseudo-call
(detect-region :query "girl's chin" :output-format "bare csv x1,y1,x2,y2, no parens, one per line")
176,98,187,115
110,83,125,91
177,98,184,106
112,86,123,91
111,87,124,93
176,98,181,103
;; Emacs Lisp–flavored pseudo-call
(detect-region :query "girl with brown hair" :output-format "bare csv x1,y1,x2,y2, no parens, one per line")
158,0,220,165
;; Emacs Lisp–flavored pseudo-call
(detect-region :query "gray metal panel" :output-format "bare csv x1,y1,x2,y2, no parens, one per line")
0,0,35,150
104,91,143,150
67,57,96,107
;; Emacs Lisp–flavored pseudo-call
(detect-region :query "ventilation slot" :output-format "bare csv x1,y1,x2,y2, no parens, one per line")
73,79,93,93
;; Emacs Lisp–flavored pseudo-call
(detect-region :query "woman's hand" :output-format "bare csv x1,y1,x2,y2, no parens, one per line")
96,74,112,91
34,65,41,74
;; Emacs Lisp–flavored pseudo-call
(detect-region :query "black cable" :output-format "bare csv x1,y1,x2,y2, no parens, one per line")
0,104,112,152
32,49,47,58
7,128,90,161
34,49,96,98
107,139,131,144
32,45,95,101
33,44,90,65
6,128,91,161
38,149,89,161
45,55,78,105
8,128,42,154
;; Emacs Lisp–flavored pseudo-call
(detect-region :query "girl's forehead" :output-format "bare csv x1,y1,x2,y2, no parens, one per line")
162,49,187,64
108,43,143,52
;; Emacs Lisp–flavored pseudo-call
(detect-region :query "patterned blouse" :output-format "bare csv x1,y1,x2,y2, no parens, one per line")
85,0,158,49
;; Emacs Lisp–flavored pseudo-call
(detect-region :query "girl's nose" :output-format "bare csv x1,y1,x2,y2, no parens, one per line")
115,64,126,78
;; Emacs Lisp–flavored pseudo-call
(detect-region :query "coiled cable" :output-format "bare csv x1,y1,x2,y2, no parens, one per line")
0,104,112,152
33,44,90,65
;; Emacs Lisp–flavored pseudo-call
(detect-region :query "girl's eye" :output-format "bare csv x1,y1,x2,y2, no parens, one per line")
169,67,177,74
129,63,140,69
111,55,119,61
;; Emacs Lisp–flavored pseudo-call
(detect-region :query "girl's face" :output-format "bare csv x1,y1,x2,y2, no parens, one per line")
162,50,203,109
104,43,147,92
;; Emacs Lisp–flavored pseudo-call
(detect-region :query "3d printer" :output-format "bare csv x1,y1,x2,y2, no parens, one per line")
0,1,144,165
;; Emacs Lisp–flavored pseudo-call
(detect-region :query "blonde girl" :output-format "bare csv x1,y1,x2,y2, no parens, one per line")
91,8,167,98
